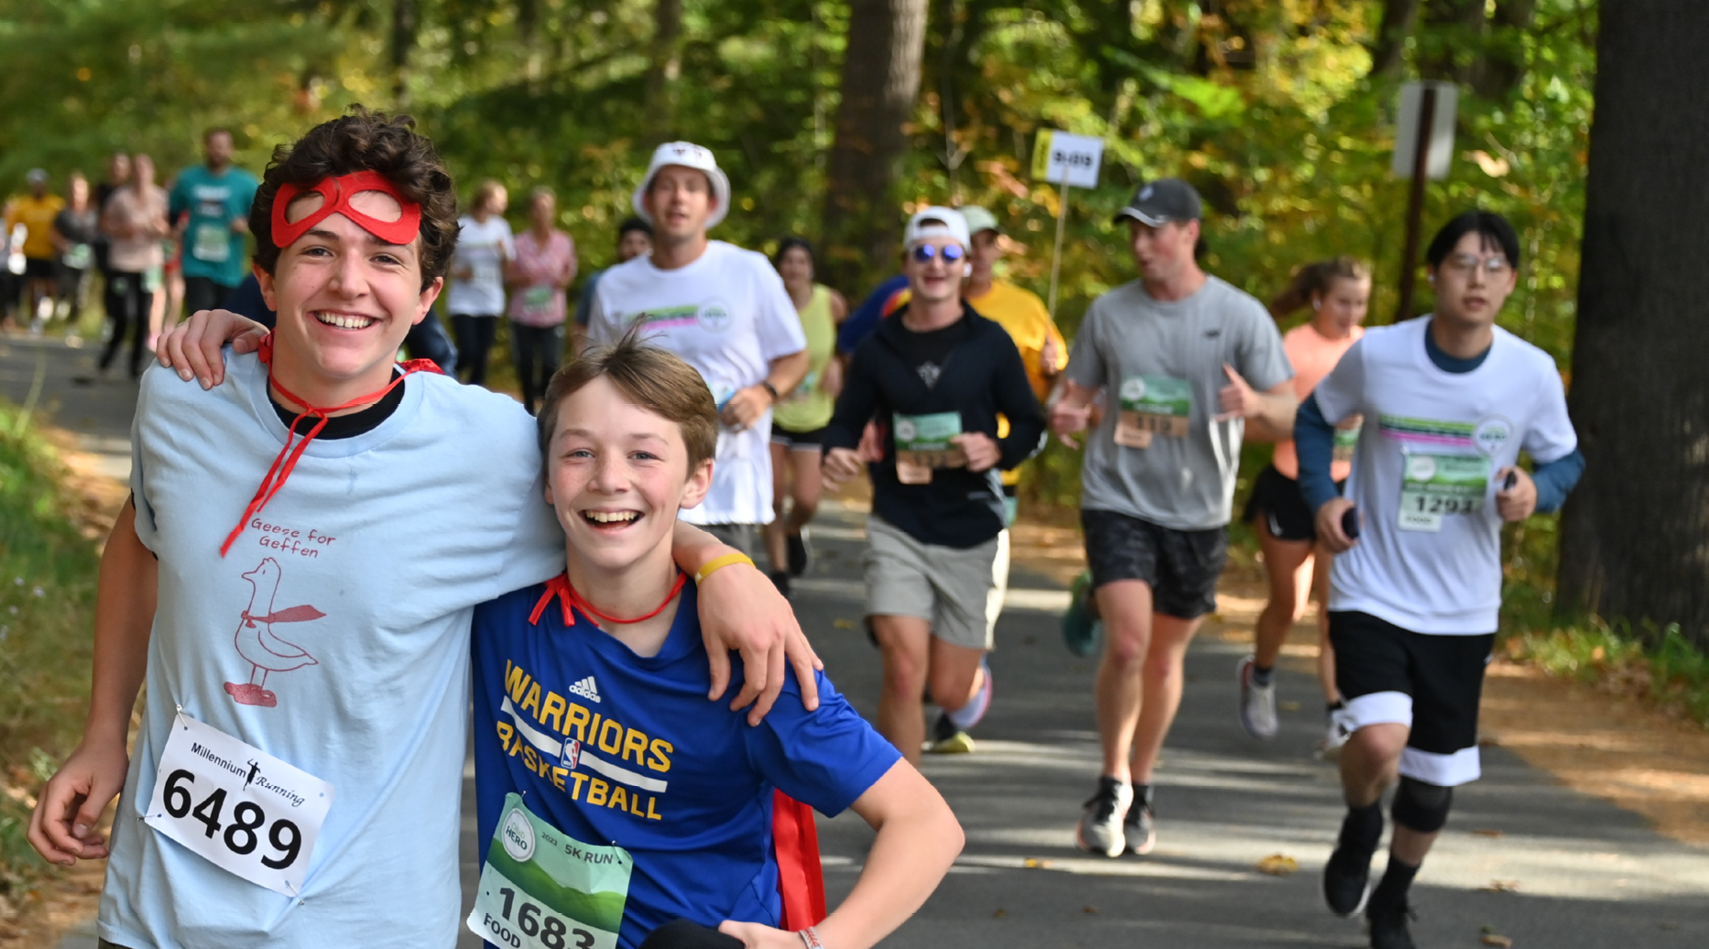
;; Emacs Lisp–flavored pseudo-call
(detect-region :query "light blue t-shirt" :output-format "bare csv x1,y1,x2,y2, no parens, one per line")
169,164,261,287
101,354,564,949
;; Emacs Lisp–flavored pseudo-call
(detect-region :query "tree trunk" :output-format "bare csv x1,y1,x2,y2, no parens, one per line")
1417,0,1486,83
391,0,417,109
1557,2,1709,648
1470,0,1537,99
643,0,685,144
820,0,928,293
1368,0,1421,79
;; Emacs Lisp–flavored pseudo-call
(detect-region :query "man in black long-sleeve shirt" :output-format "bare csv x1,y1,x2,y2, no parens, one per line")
823,207,1046,763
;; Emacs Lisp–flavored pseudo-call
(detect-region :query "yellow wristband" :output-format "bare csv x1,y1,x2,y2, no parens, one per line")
693,552,754,585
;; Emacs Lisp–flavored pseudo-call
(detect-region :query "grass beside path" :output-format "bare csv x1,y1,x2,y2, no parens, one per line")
0,399,100,914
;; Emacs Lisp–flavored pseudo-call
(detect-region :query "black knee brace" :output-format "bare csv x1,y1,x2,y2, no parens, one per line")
1391,776,1453,833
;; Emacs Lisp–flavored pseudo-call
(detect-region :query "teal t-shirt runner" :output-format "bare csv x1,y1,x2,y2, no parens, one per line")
170,164,261,287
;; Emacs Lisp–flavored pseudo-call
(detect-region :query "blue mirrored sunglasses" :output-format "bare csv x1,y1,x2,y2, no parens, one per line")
910,244,966,264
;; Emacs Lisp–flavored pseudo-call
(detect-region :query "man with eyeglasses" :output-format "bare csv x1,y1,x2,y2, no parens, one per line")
822,208,1046,763
1298,210,1582,949
1050,179,1296,857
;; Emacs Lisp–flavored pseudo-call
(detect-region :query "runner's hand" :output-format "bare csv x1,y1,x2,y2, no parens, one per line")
698,562,822,726
951,431,1001,472
720,385,773,430
1049,399,1090,448
1494,466,1537,522
26,738,129,866
717,921,804,948
856,420,884,462
156,308,268,389
1216,363,1262,421
822,447,863,488
1315,497,1358,553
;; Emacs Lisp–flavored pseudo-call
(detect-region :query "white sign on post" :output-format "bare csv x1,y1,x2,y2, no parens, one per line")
1392,81,1458,180
1035,130,1104,189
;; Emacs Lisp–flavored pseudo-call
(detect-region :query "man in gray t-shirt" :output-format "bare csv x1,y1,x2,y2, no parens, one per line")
1052,178,1295,858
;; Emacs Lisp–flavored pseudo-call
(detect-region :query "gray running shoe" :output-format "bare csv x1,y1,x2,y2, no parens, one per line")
1123,795,1157,855
1237,655,1279,740
1074,776,1131,858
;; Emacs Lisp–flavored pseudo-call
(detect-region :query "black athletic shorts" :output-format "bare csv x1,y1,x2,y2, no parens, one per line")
1081,509,1227,619
770,424,825,450
23,256,54,280
1242,464,1344,543
1328,610,1494,787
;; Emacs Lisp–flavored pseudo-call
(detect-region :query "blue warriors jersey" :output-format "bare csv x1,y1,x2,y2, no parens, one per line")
471,579,900,948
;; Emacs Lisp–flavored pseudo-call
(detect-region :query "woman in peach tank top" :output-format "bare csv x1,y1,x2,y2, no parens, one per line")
1236,258,1369,749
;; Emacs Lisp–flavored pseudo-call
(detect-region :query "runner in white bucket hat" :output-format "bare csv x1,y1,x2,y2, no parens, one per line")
632,141,733,229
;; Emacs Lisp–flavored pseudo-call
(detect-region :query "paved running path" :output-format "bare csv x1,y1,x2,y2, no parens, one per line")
8,336,1705,949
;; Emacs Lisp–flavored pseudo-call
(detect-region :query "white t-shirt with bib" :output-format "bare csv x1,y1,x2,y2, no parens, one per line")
1312,317,1577,634
446,215,515,316
101,356,563,949
586,240,806,525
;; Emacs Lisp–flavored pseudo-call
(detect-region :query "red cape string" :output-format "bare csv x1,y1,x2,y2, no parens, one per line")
529,571,688,628
219,334,443,556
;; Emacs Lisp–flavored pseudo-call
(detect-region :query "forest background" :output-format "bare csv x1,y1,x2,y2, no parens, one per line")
9,0,1709,911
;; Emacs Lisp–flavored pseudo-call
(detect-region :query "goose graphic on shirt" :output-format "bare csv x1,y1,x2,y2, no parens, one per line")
223,558,325,708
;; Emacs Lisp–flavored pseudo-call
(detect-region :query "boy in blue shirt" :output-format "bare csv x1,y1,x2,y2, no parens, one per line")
470,337,963,949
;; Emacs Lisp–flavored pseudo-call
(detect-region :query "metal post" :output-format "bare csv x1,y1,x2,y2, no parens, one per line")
1395,85,1436,323
1047,180,1071,319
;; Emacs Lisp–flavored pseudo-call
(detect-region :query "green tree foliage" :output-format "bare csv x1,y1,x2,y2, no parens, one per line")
0,0,1596,496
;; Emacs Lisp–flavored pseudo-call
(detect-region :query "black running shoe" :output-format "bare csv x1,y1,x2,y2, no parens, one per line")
786,529,811,576
1324,840,1375,917
1366,899,1416,949
768,569,791,598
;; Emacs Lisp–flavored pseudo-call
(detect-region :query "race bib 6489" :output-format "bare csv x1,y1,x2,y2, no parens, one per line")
142,710,334,895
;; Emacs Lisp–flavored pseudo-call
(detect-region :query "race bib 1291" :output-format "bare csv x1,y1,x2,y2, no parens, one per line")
1398,452,1490,532
142,710,334,895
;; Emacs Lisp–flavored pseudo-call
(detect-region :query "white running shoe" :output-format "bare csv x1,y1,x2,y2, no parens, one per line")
1075,776,1132,858
1237,655,1279,740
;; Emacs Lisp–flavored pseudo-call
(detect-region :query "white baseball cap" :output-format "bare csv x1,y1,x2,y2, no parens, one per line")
631,141,732,230
902,207,970,250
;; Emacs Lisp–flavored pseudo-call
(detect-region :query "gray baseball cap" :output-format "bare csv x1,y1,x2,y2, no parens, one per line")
1114,178,1202,227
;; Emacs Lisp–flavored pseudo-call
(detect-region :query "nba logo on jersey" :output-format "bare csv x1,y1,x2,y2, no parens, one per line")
560,738,581,771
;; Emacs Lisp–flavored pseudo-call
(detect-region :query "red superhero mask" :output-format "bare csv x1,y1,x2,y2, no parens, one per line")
270,171,422,248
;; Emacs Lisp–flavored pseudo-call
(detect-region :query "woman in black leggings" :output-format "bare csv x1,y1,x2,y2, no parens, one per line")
446,179,512,386
97,155,168,378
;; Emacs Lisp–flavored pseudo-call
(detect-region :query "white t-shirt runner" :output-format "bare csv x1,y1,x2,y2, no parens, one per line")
447,215,516,316
1312,317,1577,634
101,356,563,949
586,240,806,526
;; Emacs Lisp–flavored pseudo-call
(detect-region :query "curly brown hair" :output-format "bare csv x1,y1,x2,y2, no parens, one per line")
249,107,458,291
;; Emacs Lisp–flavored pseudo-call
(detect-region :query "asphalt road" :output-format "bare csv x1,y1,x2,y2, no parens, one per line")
9,334,1705,949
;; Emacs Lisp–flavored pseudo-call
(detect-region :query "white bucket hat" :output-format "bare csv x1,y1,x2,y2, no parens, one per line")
631,142,732,230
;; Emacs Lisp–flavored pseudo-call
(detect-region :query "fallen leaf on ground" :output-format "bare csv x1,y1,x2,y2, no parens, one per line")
1480,880,1521,893
1256,853,1299,875
1472,828,1505,837
832,618,856,629
1083,906,1097,914
1480,934,1513,947
992,909,1006,918
1279,701,1301,711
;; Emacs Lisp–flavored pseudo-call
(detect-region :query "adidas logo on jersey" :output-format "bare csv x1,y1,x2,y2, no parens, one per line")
568,676,602,703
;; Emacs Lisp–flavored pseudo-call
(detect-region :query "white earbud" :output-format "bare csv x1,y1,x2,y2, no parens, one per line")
964,262,973,277
1312,299,1321,311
